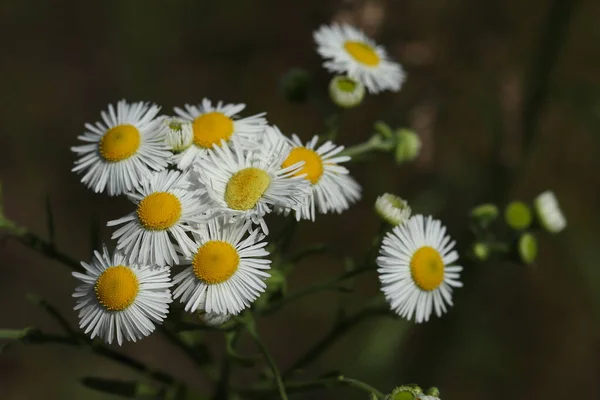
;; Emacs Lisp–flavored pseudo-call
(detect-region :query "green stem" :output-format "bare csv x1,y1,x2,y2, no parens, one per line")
339,135,394,160
245,315,288,400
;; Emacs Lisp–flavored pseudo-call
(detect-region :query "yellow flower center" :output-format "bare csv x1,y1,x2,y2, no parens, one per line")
344,41,380,66
410,246,444,291
224,167,271,210
193,241,240,284
192,112,234,148
281,147,324,184
94,266,139,311
99,124,141,162
136,192,182,230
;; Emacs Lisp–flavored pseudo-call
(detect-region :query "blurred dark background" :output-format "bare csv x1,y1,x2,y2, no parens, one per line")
2,0,600,399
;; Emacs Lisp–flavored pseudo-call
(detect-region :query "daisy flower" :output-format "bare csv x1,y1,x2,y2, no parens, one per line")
71,100,171,196
375,193,411,226
172,98,267,170
172,217,271,315
194,138,310,233
377,215,463,323
107,169,207,267
72,245,172,345
273,128,360,220
314,23,406,94
533,190,566,233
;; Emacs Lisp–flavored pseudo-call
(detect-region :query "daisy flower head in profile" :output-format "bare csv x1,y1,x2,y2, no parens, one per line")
71,100,171,196
107,169,208,267
377,215,463,323
172,216,271,315
193,136,310,234
172,98,268,170
72,245,172,345
314,23,406,94
270,127,361,220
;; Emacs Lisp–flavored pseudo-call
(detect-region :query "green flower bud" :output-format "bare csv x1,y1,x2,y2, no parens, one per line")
518,232,538,265
472,242,490,261
425,387,440,397
394,129,421,164
470,203,499,227
280,68,311,103
504,201,532,230
329,76,365,108
388,385,423,400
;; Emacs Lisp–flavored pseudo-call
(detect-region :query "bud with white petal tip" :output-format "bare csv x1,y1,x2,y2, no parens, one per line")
533,190,566,234
163,117,193,153
200,311,232,327
375,193,411,226
329,75,365,108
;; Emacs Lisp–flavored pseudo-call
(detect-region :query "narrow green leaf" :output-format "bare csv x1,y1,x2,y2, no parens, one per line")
0,328,35,340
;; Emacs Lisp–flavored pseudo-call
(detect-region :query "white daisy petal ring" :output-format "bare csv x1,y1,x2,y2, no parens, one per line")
377,215,463,323
314,23,406,94
172,217,271,315
72,245,172,345
71,100,171,195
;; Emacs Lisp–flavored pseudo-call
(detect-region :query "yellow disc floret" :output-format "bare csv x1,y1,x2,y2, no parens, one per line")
99,124,141,162
224,167,271,210
136,192,182,230
281,147,324,184
192,112,234,148
95,266,139,311
410,246,444,291
193,241,240,284
343,41,380,66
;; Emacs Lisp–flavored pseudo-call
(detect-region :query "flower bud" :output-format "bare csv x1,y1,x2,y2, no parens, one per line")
472,242,490,261
518,232,538,265
375,193,411,226
394,129,421,164
504,201,532,230
533,190,566,234
470,203,499,227
163,117,193,153
329,75,365,108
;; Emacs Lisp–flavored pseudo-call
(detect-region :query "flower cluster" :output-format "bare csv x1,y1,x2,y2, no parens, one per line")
70,98,362,344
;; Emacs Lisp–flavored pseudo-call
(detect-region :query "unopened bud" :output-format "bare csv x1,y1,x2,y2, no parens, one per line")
394,129,421,164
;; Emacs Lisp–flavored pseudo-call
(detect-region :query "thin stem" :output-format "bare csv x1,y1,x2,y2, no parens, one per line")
283,303,390,379
339,135,394,160
245,315,288,400
15,330,175,385
262,265,373,316
239,375,385,398
1,220,83,272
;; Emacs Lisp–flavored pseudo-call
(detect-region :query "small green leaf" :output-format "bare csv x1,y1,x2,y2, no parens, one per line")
0,328,37,340
374,121,393,139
